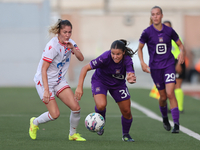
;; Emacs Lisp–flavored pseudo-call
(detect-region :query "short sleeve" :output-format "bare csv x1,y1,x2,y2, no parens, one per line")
125,56,135,73
89,51,109,69
171,28,179,43
42,44,58,63
139,29,148,44
69,39,79,54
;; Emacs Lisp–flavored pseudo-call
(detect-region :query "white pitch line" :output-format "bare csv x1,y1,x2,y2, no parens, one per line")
131,100,200,141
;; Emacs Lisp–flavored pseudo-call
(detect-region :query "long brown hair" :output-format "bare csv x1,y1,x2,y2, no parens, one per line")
110,39,137,57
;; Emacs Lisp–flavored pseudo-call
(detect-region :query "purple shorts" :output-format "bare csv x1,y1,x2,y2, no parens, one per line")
150,64,176,90
91,81,130,103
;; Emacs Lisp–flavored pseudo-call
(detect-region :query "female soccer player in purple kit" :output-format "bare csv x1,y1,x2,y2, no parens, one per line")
75,39,136,142
138,6,185,133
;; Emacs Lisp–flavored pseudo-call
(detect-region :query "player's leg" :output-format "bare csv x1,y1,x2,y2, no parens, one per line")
94,94,107,120
151,68,171,131
158,89,171,131
93,94,107,136
117,99,134,142
175,78,184,112
91,82,108,135
175,61,185,112
166,83,179,133
110,86,134,142
29,83,58,140
164,65,179,133
91,81,108,120
57,86,86,141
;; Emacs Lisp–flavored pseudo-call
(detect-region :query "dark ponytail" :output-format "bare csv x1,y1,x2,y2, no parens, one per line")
110,39,137,57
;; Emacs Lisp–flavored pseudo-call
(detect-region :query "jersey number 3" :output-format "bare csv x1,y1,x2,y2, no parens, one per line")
119,88,130,99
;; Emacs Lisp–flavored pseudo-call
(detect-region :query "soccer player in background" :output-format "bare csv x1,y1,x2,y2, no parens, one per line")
138,6,185,133
29,19,86,141
163,20,186,113
75,39,136,142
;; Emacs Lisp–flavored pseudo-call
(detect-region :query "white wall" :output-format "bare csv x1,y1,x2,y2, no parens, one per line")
0,1,50,87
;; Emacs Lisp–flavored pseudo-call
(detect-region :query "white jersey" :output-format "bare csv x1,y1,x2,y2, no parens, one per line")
34,37,78,87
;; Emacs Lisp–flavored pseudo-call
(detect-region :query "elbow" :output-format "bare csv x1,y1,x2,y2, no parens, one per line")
79,56,84,61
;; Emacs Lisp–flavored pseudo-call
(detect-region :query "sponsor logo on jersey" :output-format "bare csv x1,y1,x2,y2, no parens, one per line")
112,74,124,80
57,58,69,68
57,62,64,68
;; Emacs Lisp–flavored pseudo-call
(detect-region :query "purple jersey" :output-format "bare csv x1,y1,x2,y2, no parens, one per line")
139,24,179,69
89,50,134,87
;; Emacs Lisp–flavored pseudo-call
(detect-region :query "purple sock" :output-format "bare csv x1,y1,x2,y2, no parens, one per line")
121,115,132,135
159,105,168,118
95,106,106,120
171,107,179,125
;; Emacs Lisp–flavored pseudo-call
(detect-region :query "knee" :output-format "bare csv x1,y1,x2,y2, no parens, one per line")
50,110,60,119
96,104,106,111
167,92,175,100
71,105,81,112
160,95,167,101
122,109,132,119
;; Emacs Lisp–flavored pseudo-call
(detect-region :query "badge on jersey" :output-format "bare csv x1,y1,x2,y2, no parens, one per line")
96,87,100,92
156,83,160,88
116,69,120,74
159,37,163,42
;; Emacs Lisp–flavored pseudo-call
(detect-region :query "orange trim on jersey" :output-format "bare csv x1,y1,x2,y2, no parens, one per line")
42,97,55,104
56,85,70,97
43,57,52,63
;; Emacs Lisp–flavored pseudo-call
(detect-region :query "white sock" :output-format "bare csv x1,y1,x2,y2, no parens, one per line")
69,110,80,136
33,111,55,126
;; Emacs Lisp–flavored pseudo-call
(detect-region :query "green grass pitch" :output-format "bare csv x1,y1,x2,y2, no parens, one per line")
0,87,199,150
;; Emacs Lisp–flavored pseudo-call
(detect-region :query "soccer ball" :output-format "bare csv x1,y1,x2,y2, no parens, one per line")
85,112,105,132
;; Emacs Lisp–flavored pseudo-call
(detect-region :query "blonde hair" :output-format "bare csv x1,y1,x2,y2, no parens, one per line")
48,19,72,35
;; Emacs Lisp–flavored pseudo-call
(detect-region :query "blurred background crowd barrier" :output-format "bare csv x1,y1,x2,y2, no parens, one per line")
0,0,200,89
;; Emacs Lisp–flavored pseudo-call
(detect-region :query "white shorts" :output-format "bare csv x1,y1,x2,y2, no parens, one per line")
35,79,70,103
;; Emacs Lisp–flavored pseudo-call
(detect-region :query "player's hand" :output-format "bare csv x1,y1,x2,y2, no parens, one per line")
64,41,74,49
75,86,83,101
43,90,50,104
126,72,136,84
177,51,185,64
141,62,150,73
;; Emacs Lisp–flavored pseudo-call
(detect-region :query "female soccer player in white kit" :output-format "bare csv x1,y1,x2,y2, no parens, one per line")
29,19,86,141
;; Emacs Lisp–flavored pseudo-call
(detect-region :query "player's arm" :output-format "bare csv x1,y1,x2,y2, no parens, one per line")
176,39,185,64
65,41,84,61
75,64,92,100
41,60,51,104
72,46,84,61
138,42,150,73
